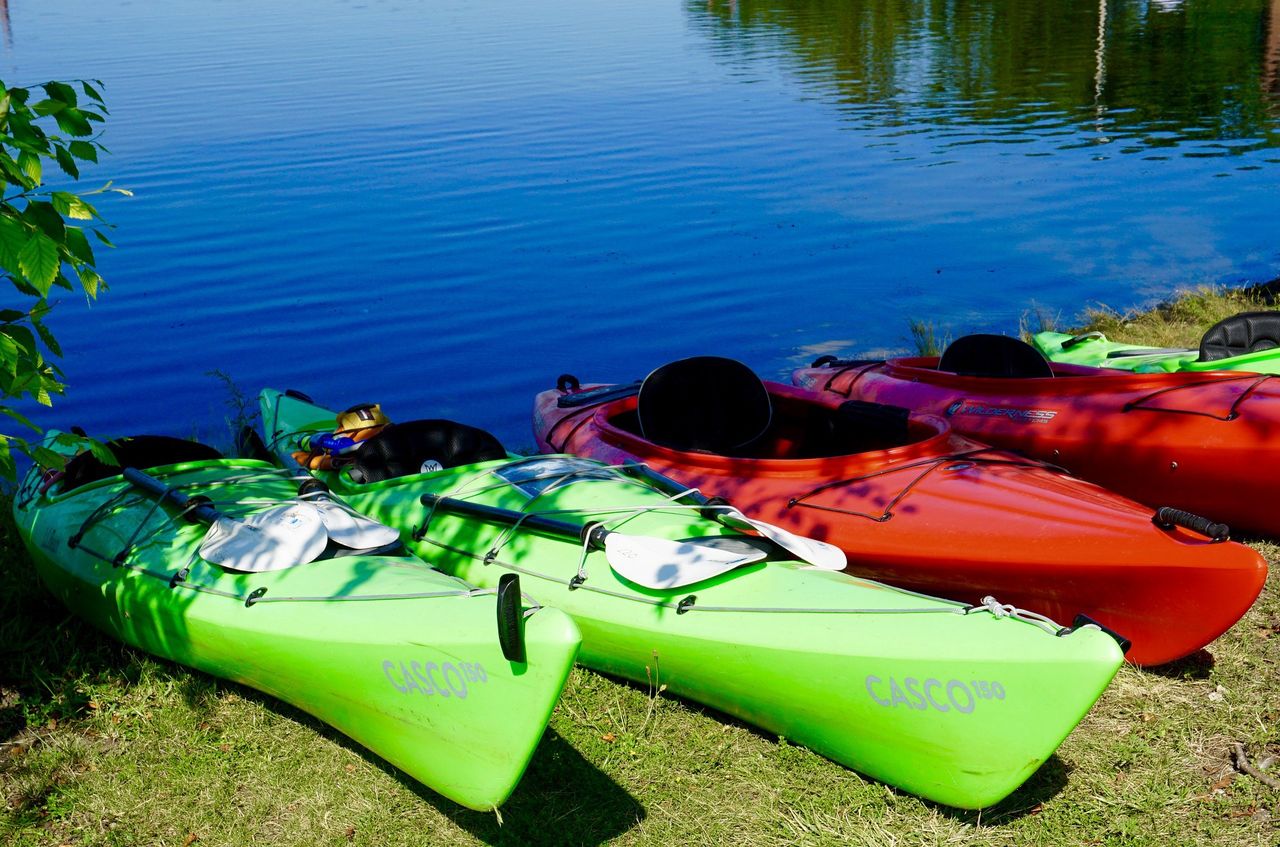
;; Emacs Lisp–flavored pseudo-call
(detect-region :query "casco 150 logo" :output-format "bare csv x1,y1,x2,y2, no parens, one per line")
864,675,1005,714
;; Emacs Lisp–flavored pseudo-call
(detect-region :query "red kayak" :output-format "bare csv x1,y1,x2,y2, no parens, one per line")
793,333,1280,538
534,356,1267,666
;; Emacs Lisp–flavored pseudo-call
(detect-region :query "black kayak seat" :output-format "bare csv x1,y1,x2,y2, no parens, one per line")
1199,311,1280,362
637,356,772,454
349,419,506,483
937,334,1054,379
832,400,911,450
62,435,223,491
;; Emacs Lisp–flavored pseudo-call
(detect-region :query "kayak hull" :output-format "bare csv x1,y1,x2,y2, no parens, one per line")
263,389,1124,809
793,356,1280,540
1031,330,1280,374
533,381,1266,667
13,447,580,811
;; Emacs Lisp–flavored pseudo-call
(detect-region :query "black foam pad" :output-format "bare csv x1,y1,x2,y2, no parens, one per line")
1199,311,1280,362
637,356,772,454
62,435,223,491
350,419,506,483
937,334,1054,379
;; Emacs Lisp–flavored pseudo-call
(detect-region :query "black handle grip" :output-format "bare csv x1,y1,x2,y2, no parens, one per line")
556,381,642,409
1060,332,1103,350
1154,507,1229,541
495,573,526,663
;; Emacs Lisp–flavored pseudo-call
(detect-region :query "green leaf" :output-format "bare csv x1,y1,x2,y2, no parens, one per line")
50,272,74,291
51,192,96,221
18,233,60,294
1,405,39,433
0,153,33,189
30,444,66,470
43,81,78,106
53,145,79,178
31,98,66,116
64,227,95,264
24,201,66,242
0,438,15,481
16,150,41,184
68,140,98,162
53,108,93,137
0,214,28,274
92,228,115,248
0,309,23,322
81,81,105,105
31,313,62,357
2,322,38,357
77,267,103,299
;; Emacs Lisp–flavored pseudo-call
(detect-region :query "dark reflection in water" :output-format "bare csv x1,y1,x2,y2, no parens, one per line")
692,0,1280,156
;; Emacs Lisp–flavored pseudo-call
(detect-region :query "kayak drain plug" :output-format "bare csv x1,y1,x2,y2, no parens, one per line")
496,573,526,664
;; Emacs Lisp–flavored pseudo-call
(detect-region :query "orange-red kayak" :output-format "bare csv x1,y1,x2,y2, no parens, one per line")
534,377,1266,666
793,352,1280,538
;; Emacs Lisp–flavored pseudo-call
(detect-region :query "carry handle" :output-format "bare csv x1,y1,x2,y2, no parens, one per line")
1153,506,1229,542
1060,332,1104,350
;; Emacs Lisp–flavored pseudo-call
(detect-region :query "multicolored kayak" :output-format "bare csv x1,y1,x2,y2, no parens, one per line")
12,433,580,811
1032,311,1280,374
261,387,1125,810
793,334,1280,540
534,358,1266,666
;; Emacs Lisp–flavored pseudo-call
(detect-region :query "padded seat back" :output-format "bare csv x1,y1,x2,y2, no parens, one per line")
62,435,223,491
938,334,1053,379
349,419,506,483
1199,311,1280,362
637,356,772,454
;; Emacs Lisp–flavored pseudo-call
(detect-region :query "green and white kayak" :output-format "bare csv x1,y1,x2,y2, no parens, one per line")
12,433,581,811
1032,311,1280,373
260,388,1126,810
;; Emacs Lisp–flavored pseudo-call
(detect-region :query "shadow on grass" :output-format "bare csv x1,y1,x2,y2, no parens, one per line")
1143,648,1216,681
187,674,644,847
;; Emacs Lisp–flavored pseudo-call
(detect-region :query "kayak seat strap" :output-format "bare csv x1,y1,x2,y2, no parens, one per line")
348,419,507,483
62,435,224,491
637,356,773,455
1199,311,1280,362
937,334,1053,379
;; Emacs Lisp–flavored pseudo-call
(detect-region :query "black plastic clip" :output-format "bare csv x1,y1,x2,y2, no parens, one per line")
168,567,189,588
676,595,696,615
245,587,268,608
568,574,585,591
112,547,131,568
483,549,499,566
1060,613,1131,655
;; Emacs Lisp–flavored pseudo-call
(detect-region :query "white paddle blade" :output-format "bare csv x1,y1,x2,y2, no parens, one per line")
309,500,401,548
603,533,768,589
717,507,847,570
199,504,328,572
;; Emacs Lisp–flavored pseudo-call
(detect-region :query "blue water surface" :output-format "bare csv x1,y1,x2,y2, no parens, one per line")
5,0,1280,446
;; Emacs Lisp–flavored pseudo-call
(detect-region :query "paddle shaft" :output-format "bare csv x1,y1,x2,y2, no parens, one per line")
420,493,607,547
620,462,728,518
123,467,223,526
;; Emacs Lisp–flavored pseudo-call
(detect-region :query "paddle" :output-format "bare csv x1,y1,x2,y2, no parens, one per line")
246,422,402,550
419,493,768,590
123,467,330,573
619,463,847,571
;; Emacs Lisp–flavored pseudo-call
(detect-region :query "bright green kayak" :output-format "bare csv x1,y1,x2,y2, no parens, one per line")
1032,311,1280,373
260,388,1126,809
13,433,580,811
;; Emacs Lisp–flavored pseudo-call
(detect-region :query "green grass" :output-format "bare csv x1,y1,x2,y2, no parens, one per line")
3,505,1278,846
1033,283,1280,349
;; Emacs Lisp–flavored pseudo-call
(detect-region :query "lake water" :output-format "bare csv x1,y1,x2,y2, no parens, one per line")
6,0,1280,447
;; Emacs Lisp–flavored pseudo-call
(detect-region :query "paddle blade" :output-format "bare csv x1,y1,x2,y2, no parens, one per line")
716,508,847,570
199,504,328,572
309,500,401,548
603,533,767,589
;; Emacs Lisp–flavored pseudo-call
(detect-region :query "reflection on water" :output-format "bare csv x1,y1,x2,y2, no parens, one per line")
693,0,1280,156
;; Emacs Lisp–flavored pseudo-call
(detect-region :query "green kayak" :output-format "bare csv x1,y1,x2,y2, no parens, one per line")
12,433,581,811
1032,311,1280,373
260,388,1126,810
